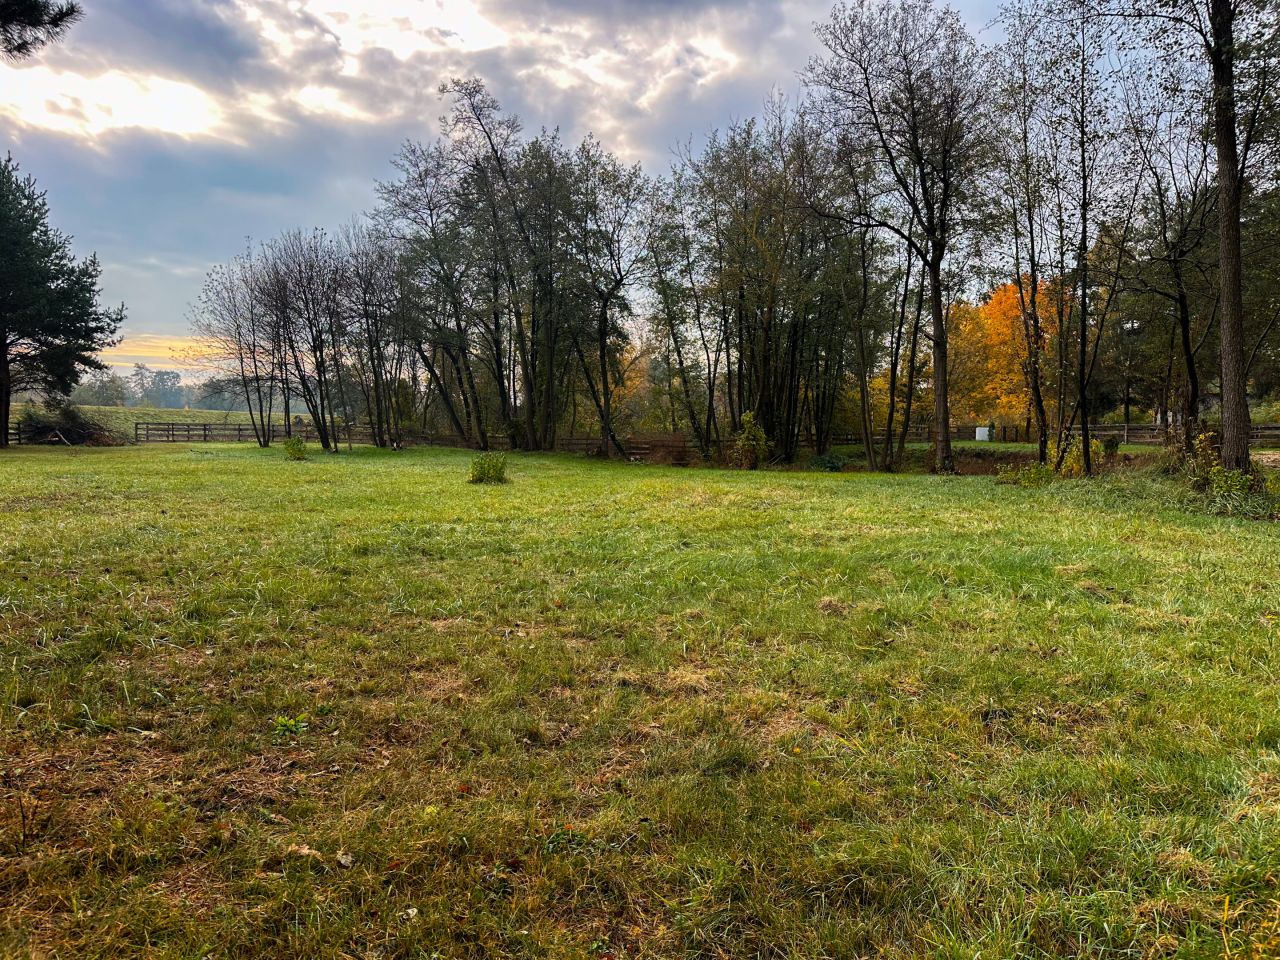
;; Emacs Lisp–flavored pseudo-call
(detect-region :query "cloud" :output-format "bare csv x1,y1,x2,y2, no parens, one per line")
0,0,993,369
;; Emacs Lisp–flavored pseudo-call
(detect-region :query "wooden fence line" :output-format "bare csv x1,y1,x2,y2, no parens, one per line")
6,419,1280,453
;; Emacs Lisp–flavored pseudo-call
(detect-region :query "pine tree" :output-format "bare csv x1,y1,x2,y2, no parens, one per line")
0,155,123,446
0,0,82,60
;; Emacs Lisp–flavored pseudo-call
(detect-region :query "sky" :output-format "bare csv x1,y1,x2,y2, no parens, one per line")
1,0,997,373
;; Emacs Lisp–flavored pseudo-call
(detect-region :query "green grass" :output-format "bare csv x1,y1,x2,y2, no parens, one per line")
1,444,1279,958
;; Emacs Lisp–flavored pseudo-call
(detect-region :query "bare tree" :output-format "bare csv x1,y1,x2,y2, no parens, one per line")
190,250,277,447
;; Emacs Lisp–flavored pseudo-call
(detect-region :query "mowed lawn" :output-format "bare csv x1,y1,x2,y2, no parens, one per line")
2,445,1279,959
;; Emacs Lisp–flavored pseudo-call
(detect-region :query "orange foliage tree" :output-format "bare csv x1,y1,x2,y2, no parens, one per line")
948,282,1044,425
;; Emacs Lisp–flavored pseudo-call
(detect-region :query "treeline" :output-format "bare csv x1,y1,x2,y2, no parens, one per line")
192,0,1280,474
66,363,242,410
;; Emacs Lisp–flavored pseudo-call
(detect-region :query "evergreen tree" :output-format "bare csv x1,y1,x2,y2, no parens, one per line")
0,155,123,446
0,0,82,60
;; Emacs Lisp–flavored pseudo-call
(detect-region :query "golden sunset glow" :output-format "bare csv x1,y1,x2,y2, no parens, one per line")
100,334,209,371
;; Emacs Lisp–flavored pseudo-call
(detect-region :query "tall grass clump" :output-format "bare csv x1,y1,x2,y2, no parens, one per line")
469,452,508,484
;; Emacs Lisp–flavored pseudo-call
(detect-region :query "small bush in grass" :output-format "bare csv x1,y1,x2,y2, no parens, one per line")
283,436,307,461
1102,435,1121,460
469,452,508,484
1205,465,1275,518
729,412,769,469
810,451,848,472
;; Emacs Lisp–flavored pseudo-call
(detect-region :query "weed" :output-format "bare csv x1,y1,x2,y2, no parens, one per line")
270,713,309,738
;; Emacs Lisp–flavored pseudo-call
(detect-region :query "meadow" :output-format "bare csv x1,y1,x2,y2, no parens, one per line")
2,444,1279,958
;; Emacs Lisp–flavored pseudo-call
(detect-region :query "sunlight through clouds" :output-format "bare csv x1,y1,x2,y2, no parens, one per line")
2,0,851,357
0,65,223,140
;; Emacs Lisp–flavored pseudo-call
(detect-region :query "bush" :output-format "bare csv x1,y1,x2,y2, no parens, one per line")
1050,436,1104,478
729,412,769,470
283,437,307,461
16,402,114,445
1102,435,1121,459
1185,431,1219,489
810,451,848,472
1170,432,1275,519
469,452,508,484
995,462,1057,488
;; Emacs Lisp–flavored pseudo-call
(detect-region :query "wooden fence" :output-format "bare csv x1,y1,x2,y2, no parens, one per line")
133,422,377,445
7,418,1280,454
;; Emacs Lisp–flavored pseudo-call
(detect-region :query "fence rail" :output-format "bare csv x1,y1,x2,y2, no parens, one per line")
133,422,378,445
8,418,1280,454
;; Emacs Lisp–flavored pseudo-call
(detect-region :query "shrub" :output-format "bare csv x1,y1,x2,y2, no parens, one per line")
729,412,769,470
810,451,848,472
1102,435,1121,459
995,462,1057,488
1050,436,1104,478
1185,431,1219,490
1209,465,1255,498
1150,432,1276,519
16,402,114,445
469,452,509,484
283,436,307,461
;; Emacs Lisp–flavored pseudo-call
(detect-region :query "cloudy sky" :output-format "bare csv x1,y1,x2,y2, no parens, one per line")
1,0,997,372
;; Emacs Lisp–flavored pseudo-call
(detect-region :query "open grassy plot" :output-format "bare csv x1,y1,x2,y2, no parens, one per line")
2,446,1279,958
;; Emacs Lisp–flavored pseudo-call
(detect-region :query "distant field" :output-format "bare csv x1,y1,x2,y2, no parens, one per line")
80,405,264,439
10,404,264,441
2,445,1279,957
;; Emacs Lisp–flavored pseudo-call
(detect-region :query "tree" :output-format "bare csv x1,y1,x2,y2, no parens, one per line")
811,0,995,473
571,137,649,457
1104,0,1279,468
191,249,279,447
1,0,81,60
0,155,122,447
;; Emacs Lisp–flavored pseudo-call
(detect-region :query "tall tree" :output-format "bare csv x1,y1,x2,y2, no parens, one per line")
811,0,995,473
0,155,122,446
1105,0,1279,468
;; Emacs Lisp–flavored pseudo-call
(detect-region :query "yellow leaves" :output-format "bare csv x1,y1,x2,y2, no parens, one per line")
949,280,1053,423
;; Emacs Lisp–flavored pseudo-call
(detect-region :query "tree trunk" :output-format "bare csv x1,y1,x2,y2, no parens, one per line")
0,348,10,449
898,282,924,461
1209,0,1252,470
598,303,613,457
1175,282,1200,454
927,252,954,474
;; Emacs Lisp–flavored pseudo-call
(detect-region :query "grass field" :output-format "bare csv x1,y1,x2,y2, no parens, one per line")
2,444,1279,958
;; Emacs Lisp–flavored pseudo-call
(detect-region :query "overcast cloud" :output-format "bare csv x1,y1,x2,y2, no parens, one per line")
0,0,996,369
